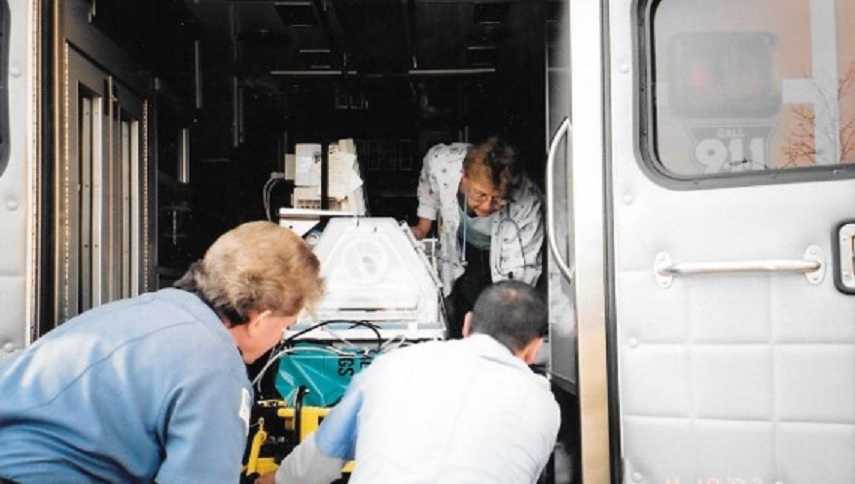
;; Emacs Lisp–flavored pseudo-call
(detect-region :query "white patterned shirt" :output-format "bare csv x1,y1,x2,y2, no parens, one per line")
416,143,545,295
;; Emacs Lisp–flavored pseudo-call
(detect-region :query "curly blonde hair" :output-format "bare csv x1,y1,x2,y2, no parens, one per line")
175,221,323,324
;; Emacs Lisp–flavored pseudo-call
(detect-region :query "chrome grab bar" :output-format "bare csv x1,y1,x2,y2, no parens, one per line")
654,246,826,288
658,260,820,275
546,117,574,283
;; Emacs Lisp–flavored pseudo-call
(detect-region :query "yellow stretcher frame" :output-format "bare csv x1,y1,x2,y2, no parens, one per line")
244,405,355,477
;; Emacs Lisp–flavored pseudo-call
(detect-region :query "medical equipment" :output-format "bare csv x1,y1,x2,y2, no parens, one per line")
286,216,446,341
243,215,446,476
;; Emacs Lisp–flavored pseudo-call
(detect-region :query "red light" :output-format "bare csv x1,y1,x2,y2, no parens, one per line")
689,62,711,89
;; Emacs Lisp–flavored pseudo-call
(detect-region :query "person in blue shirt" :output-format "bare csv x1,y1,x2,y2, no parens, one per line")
0,221,323,483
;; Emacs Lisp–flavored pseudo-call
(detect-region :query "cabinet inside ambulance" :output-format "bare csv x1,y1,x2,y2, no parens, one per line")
46,0,578,482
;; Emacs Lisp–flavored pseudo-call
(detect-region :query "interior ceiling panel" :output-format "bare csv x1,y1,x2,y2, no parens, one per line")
333,0,410,72
239,4,290,34
186,2,232,39
412,3,471,68
240,2,329,70
188,0,516,74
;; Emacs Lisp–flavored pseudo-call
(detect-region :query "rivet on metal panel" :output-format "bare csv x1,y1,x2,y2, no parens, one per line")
622,192,634,205
619,63,630,74
654,252,673,288
6,198,18,211
628,338,639,349
2,342,15,353
803,245,825,285
631,471,643,482
9,64,20,78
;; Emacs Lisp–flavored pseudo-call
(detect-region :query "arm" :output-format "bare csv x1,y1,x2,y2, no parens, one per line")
414,143,472,239
411,217,434,240
265,434,346,484
495,185,545,285
271,383,364,484
531,394,561,484
415,146,441,228
154,370,250,483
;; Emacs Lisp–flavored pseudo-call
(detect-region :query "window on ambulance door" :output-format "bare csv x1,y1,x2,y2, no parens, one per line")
645,0,855,180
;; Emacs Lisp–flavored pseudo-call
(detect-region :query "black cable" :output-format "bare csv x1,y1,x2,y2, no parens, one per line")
250,320,383,398
261,320,338,377
253,320,382,392
294,385,308,442
283,320,383,352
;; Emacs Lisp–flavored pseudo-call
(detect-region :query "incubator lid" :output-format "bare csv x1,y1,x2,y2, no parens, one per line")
290,217,445,340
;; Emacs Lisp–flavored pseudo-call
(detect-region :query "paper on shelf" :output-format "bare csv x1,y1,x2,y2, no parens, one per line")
295,143,322,186
329,151,359,199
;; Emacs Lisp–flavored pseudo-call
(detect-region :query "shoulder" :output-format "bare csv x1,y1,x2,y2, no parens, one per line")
525,373,560,426
507,177,543,217
378,339,446,363
514,176,543,204
24,292,208,370
362,340,446,375
423,143,469,170
120,293,245,382
64,290,204,337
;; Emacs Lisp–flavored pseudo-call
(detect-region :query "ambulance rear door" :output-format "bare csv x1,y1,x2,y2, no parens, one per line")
608,1,855,483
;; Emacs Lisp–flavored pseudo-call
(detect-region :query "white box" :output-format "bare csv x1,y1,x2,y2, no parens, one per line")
294,143,322,186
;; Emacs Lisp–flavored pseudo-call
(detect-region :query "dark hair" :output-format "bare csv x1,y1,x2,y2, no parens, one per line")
462,137,521,194
469,281,547,352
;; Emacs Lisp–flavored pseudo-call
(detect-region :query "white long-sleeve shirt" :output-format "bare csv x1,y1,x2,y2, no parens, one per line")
416,143,545,295
276,334,560,484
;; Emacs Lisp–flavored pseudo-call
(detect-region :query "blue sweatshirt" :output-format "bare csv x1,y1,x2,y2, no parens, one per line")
0,288,252,483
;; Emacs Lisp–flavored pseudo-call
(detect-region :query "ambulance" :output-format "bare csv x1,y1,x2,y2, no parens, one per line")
0,1,853,482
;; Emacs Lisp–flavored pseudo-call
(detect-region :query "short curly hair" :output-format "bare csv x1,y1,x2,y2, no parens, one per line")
462,137,521,195
175,221,323,325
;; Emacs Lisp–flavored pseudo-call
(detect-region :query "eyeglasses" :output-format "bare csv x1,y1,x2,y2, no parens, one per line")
467,185,508,209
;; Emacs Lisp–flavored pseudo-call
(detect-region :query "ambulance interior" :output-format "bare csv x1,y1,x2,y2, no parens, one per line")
97,0,576,479
151,0,556,271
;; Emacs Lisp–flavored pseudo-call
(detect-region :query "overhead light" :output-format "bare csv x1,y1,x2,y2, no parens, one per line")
466,45,496,67
299,48,333,69
473,3,510,25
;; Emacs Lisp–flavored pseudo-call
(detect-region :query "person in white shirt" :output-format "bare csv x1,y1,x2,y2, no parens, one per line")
261,280,560,484
411,138,544,339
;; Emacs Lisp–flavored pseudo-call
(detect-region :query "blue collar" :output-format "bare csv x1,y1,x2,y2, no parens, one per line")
155,288,236,350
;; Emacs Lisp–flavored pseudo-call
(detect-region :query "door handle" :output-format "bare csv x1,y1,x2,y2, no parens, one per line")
654,245,826,288
546,117,574,283
835,222,855,294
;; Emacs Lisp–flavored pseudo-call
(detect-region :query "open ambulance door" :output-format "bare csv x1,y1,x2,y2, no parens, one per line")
551,0,855,482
